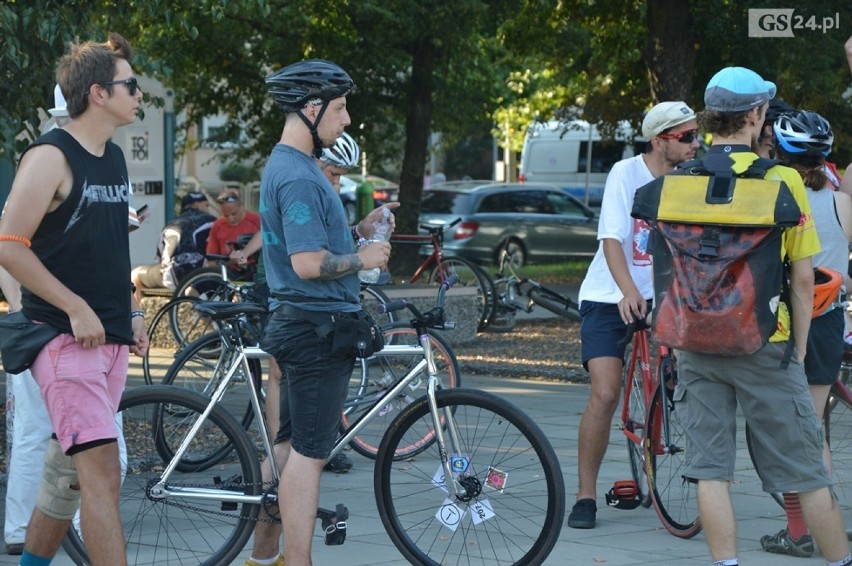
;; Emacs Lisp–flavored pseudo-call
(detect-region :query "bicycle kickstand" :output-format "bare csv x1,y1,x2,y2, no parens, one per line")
317,503,349,545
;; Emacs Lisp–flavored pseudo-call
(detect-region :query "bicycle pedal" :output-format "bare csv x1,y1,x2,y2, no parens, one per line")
317,503,349,545
214,474,244,511
605,480,641,510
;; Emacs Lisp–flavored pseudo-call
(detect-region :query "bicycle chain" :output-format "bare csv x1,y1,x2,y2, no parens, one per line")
148,477,283,524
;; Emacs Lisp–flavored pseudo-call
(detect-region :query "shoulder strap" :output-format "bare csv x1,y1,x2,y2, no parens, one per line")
674,156,780,179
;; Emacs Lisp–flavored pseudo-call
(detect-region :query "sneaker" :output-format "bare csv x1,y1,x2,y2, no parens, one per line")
567,498,597,529
323,452,353,473
5,543,23,555
760,528,814,558
244,554,284,566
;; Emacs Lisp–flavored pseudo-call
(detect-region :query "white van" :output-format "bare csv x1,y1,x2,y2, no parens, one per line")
518,120,641,206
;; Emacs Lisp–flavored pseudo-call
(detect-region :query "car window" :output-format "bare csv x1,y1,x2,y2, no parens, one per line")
549,192,587,216
505,191,552,214
421,191,470,214
477,193,505,213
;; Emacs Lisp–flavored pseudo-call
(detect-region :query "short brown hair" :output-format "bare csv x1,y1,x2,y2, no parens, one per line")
55,32,134,119
696,109,749,138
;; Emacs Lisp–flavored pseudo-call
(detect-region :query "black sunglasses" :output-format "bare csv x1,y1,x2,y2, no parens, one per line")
101,77,139,96
657,129,699,144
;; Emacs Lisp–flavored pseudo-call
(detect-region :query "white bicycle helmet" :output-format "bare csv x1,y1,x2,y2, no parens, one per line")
321,132,360,169
773,110,833,157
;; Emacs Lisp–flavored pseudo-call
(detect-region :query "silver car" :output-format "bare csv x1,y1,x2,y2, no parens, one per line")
419,182,599,267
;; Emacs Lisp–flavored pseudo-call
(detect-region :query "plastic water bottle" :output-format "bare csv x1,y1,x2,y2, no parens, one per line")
359,208,391,284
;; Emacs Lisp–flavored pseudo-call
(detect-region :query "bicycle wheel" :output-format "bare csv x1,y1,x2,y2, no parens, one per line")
429,257,496,332
486,278,518,333
342,323,461,459
173,266,227,299
143,296,216,385
375,388,564,565
360,284,397,327
162,332,265,466
61,385,261,566
646,381,702,538
623,349,650,506
825,368,852,512
527,286,581,322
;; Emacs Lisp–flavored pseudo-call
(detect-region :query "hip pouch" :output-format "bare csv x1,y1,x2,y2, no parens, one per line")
328,310,385,359
0,311,60,374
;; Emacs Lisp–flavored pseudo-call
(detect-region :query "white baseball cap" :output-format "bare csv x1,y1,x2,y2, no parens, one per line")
641,101,696,138
48,84,68,117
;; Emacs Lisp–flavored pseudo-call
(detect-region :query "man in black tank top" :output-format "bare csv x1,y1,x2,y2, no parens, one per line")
0,33,146,566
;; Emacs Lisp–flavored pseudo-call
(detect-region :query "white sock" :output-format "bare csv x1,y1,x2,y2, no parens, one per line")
713,560,737,566
826,553,852,566
249,555,280,565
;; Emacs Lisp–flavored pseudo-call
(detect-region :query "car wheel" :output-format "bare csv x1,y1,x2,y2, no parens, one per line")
503,239,526,268
344,201,357,226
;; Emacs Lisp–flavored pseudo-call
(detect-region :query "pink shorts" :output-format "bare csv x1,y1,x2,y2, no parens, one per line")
30,334,129,454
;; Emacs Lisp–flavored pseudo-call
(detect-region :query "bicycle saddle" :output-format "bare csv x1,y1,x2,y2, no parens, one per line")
192,301,268,320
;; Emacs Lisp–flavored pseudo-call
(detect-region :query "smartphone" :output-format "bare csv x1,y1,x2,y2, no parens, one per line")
136,204,149,215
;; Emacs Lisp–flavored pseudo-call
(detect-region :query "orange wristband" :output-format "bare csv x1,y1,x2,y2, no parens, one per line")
0,235,31,247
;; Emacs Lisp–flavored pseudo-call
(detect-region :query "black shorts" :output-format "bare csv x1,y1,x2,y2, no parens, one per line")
805,307,844,386
579,301,632,371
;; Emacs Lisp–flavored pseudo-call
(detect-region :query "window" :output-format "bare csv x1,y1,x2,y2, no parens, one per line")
577,140,626,173
421,191,471,214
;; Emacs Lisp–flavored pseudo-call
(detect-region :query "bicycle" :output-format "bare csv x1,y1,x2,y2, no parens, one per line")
488,247,582,333
390,218,496,332
160,305,460,461
62,276,564,565
616,319,702,539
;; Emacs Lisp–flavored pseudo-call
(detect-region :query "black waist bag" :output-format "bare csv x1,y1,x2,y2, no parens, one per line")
0,311,60,374
329,310,385,359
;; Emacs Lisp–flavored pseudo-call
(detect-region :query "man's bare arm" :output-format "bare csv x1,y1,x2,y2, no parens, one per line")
318,253,363,280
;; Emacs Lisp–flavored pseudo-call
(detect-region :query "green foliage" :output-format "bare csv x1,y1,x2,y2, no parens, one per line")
219,162,259,184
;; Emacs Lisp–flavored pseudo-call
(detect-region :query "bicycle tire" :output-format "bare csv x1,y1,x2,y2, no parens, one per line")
428,257,496,332
162,332,265,468
360,284,397,327
486,278,518,333
527,286,581,322
375,388,564,565
342,323,461,459
824,369,852,512
646,381,702,538
61,385,261,566
142,296,215,385
173,266,226,299
623,344,650,506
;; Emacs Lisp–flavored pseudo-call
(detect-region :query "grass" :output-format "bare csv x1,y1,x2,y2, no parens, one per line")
482,259,592,285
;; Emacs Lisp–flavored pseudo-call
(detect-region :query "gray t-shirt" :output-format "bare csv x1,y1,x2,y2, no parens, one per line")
260,144,360,312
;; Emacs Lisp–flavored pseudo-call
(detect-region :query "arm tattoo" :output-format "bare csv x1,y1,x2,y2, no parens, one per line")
318,253,363,280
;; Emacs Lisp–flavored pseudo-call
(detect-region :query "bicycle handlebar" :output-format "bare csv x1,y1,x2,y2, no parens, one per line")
418,217,462,234
377,274,459,330
616,317,653,350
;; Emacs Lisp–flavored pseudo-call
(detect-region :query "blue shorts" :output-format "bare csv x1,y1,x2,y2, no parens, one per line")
260,310,354,460
579,301,637,370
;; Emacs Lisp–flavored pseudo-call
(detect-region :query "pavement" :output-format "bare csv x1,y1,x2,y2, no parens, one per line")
1,366,847,565
0,291,848,565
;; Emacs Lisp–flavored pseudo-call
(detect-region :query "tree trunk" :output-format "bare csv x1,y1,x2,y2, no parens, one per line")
643,0,694,103
389,36,436,279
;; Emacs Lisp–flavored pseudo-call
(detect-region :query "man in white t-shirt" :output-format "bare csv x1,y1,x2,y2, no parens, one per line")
567,101,699,529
